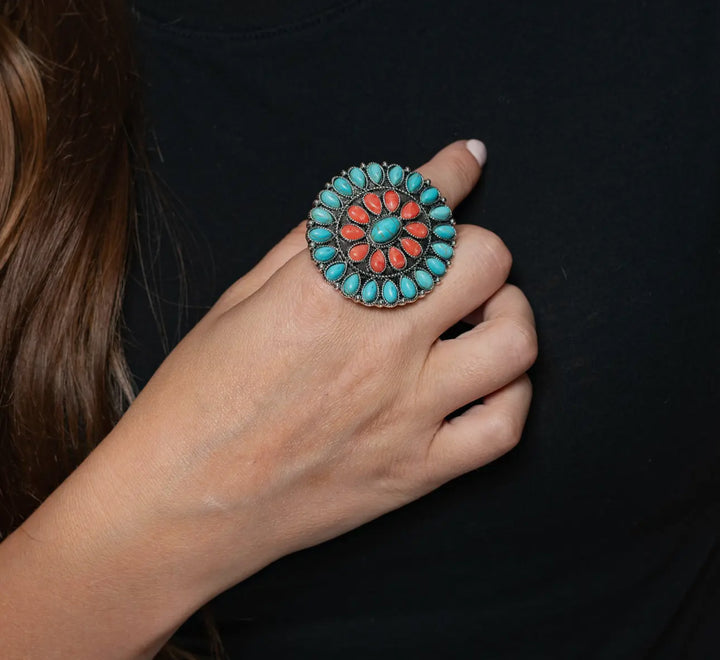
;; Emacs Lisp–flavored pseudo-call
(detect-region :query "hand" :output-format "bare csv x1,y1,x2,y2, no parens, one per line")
0,140,536,659
107,140,537,603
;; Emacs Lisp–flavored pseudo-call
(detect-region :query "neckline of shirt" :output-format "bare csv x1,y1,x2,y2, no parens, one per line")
132,0,370,39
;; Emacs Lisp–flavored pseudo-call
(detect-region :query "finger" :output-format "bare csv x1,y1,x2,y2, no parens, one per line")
208,219,307,318
424,374,533,486
462,280,537,327
402,222,513,338
419,284,537,417
415,139,487,209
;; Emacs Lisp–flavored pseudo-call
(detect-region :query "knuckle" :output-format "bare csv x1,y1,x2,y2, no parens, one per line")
482,229,513,276
486,409,524,452
299,270,344,322
518,372,533,397
502,317,539,370
458,225,513,278
457,223,488,258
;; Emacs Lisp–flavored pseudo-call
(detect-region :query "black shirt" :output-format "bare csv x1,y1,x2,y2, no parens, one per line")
124,1,720,657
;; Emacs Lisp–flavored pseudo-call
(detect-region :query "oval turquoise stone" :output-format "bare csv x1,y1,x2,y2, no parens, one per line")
370,216,402,244
307,227,333,243
382,280,399,304
348,167,366,188
414,269,434,290
362,279,378,303
342,272,360,296
433,224,456,240
388,165,404,186
400,276,417,299
367,162,384,184
310,207,334,224
420,187,439,204
320,190,341,208
429,205,451,220
426,256,446,276
333,177,353,197
406,172,423,193
431,242,454,259
313,246,337,262
325,262,346,282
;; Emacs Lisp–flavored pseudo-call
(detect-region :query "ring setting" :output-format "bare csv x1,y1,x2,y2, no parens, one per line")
306,161,456,307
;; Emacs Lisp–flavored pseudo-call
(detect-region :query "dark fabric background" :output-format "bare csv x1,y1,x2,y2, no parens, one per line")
124,1,720,657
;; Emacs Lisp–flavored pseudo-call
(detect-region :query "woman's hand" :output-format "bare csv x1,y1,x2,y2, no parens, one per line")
113,138,537,592
0,140,536,659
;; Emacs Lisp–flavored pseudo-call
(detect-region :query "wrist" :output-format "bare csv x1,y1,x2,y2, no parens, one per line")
0,419,265,658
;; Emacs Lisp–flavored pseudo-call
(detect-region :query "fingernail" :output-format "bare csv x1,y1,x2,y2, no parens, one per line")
465,139,487,167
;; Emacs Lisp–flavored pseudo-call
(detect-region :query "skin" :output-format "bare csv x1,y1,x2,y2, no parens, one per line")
0,140,537,659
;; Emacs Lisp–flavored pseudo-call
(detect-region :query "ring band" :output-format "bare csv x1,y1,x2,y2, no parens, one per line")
306,161,456,307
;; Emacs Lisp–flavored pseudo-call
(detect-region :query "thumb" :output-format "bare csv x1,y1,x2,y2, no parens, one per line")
210,139,488,317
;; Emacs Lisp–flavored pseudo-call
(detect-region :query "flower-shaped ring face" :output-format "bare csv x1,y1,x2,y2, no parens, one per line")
306,162,456,307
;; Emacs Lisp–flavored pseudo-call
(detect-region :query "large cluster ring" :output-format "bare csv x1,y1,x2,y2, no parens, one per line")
305,161,456,307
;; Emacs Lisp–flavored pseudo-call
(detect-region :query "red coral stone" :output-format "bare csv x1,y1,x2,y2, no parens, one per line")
388,246,406,270
370,248,386,273
364,193,382,215
384,190,400,212
404,222,428,238
348,243,369,261
400,201,420,219
348,205,370,224
400,237,422,257
340,224,366,241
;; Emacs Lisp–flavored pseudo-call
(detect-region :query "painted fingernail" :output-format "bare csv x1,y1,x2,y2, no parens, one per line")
465,139,487,167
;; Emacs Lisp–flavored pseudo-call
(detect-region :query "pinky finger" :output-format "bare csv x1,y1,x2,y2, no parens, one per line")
424,374,533,486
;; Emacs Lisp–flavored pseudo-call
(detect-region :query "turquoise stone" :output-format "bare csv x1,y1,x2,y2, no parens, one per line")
414,269,434,290
433,224,456,240
310,207,334,224
426,256,446,276
370,216,402,244
431,242,454,259
406,172,423,193
400,276,417,299
320,190,341,208
367,162,384,184
382,280,399,304
333,177,353,197
420,187,439,204
325,262,346,282
307,227,333,243
348,167,366,188
362,279,378,303
388,165,404,186
313,246,337,262
429,205,451,220
342,272,360,296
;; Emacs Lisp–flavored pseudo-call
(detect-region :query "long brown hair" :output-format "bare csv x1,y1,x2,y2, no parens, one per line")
0,2,222,657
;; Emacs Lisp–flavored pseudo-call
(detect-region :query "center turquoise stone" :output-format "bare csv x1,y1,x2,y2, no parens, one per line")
370,216,402,244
